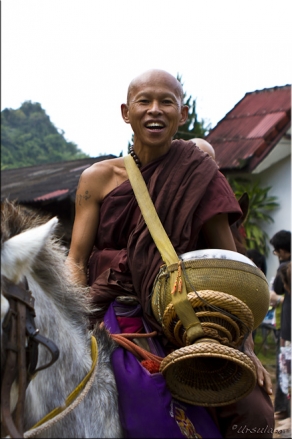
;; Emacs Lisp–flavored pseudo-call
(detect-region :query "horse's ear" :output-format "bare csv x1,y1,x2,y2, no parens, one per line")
1,217,59,284
237,192,249,225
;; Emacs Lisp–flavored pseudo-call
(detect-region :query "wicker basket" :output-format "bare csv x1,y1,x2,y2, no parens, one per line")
152,257,269,329
159,290,257,406
160,341,257,406
162,290,254,348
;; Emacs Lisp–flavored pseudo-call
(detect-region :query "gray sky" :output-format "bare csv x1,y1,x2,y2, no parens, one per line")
2,0,292,157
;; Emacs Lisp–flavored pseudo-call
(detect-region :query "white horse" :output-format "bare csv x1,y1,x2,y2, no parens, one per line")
1,200,122,438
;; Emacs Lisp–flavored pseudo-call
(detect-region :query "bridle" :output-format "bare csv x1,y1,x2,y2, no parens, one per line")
1,275,59,438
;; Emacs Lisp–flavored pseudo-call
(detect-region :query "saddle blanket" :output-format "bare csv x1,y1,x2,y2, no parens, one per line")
104,302,222,439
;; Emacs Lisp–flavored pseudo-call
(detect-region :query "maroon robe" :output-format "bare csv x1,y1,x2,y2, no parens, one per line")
88,139,274,437
89,139,242,329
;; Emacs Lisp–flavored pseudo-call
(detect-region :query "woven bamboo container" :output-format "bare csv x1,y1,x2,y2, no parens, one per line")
159,290,257,406
151,250,270,330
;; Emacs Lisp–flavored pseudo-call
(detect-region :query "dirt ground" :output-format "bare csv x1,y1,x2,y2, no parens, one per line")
273,407,291,438
273,418,291,439
265,364,291,438
253,328,291,438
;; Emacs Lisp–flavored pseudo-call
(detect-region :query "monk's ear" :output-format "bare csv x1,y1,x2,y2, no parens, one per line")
121,104,130,124
178,105,189,126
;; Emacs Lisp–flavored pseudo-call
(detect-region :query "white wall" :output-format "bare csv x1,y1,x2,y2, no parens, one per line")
254,156,291,284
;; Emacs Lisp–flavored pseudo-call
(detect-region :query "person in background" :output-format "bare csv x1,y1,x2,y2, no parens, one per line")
269,230,291,421
190,137,216,161
274,262,291,433
246,249,267,276
246,249,269,341
192,137,248,256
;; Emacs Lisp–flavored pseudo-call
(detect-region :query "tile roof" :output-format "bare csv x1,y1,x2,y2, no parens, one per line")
206,85,291,172
1,155,116,204
34,189,70,202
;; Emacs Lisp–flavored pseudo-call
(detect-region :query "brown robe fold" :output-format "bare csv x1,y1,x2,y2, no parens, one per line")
88,138,274,437
88,139,242,329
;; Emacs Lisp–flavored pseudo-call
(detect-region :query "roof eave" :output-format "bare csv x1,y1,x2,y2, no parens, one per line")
218,120,291,174
246,120,291,172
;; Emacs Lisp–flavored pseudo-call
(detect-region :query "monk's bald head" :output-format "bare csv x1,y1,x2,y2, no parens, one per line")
127,69,184,105
191,138,216,161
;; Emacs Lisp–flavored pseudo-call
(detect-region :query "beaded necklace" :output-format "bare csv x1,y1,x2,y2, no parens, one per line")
129,146,142,168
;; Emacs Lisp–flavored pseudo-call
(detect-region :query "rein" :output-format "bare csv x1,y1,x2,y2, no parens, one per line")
1,276,59,439
24,336,98,438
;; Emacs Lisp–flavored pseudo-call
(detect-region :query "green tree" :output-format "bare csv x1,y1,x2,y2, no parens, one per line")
228,178,279,256
1,101,88,169
173,74,210,141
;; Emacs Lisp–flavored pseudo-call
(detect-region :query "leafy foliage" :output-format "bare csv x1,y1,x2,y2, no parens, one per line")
228,178,279,256
1,101,88,169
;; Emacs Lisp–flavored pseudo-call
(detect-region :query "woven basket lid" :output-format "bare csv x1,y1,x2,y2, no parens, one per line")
179,249,257,266
160,342,257,406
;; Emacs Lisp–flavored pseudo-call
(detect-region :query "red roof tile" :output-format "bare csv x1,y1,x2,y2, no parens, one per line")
206,85,291,172
246,113,287,138
1,155,116,204
34,189,69,201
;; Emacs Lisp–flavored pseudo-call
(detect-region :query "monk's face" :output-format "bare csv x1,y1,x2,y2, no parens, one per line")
121,70,188,150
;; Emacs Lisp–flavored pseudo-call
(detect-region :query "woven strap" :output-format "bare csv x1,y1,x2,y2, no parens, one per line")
124,154,204,342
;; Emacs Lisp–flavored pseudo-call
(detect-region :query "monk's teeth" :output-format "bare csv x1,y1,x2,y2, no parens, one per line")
146,123,164,129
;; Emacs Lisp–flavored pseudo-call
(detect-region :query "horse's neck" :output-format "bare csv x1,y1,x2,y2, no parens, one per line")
25,273,92,423
19,274,122,438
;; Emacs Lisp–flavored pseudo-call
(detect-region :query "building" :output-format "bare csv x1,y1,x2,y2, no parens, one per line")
1,155,116,247
206,85,291,281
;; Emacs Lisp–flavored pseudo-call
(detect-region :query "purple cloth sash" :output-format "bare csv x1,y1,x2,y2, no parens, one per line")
104,302,222,438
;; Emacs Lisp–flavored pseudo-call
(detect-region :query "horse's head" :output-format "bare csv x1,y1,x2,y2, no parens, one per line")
1,203,58,282
2,199,94,342
1,199,60,352
0,201,120,439
1,200,59,437
1,202,58,328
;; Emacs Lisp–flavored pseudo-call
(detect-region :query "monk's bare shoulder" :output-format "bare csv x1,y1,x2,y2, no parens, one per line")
77,157,128,203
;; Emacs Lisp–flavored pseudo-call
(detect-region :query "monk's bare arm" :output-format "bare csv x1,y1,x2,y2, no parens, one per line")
201,213,237,251
66,158,127,286
67,161,118,286
66,166,101,286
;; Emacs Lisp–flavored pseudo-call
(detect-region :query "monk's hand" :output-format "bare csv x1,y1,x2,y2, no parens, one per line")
243,333,273,395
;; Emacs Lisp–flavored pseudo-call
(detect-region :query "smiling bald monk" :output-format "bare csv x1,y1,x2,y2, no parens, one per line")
67,69,274,438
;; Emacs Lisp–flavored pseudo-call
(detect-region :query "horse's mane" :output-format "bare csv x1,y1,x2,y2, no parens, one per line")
1,200,92,330
1,200,51,243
